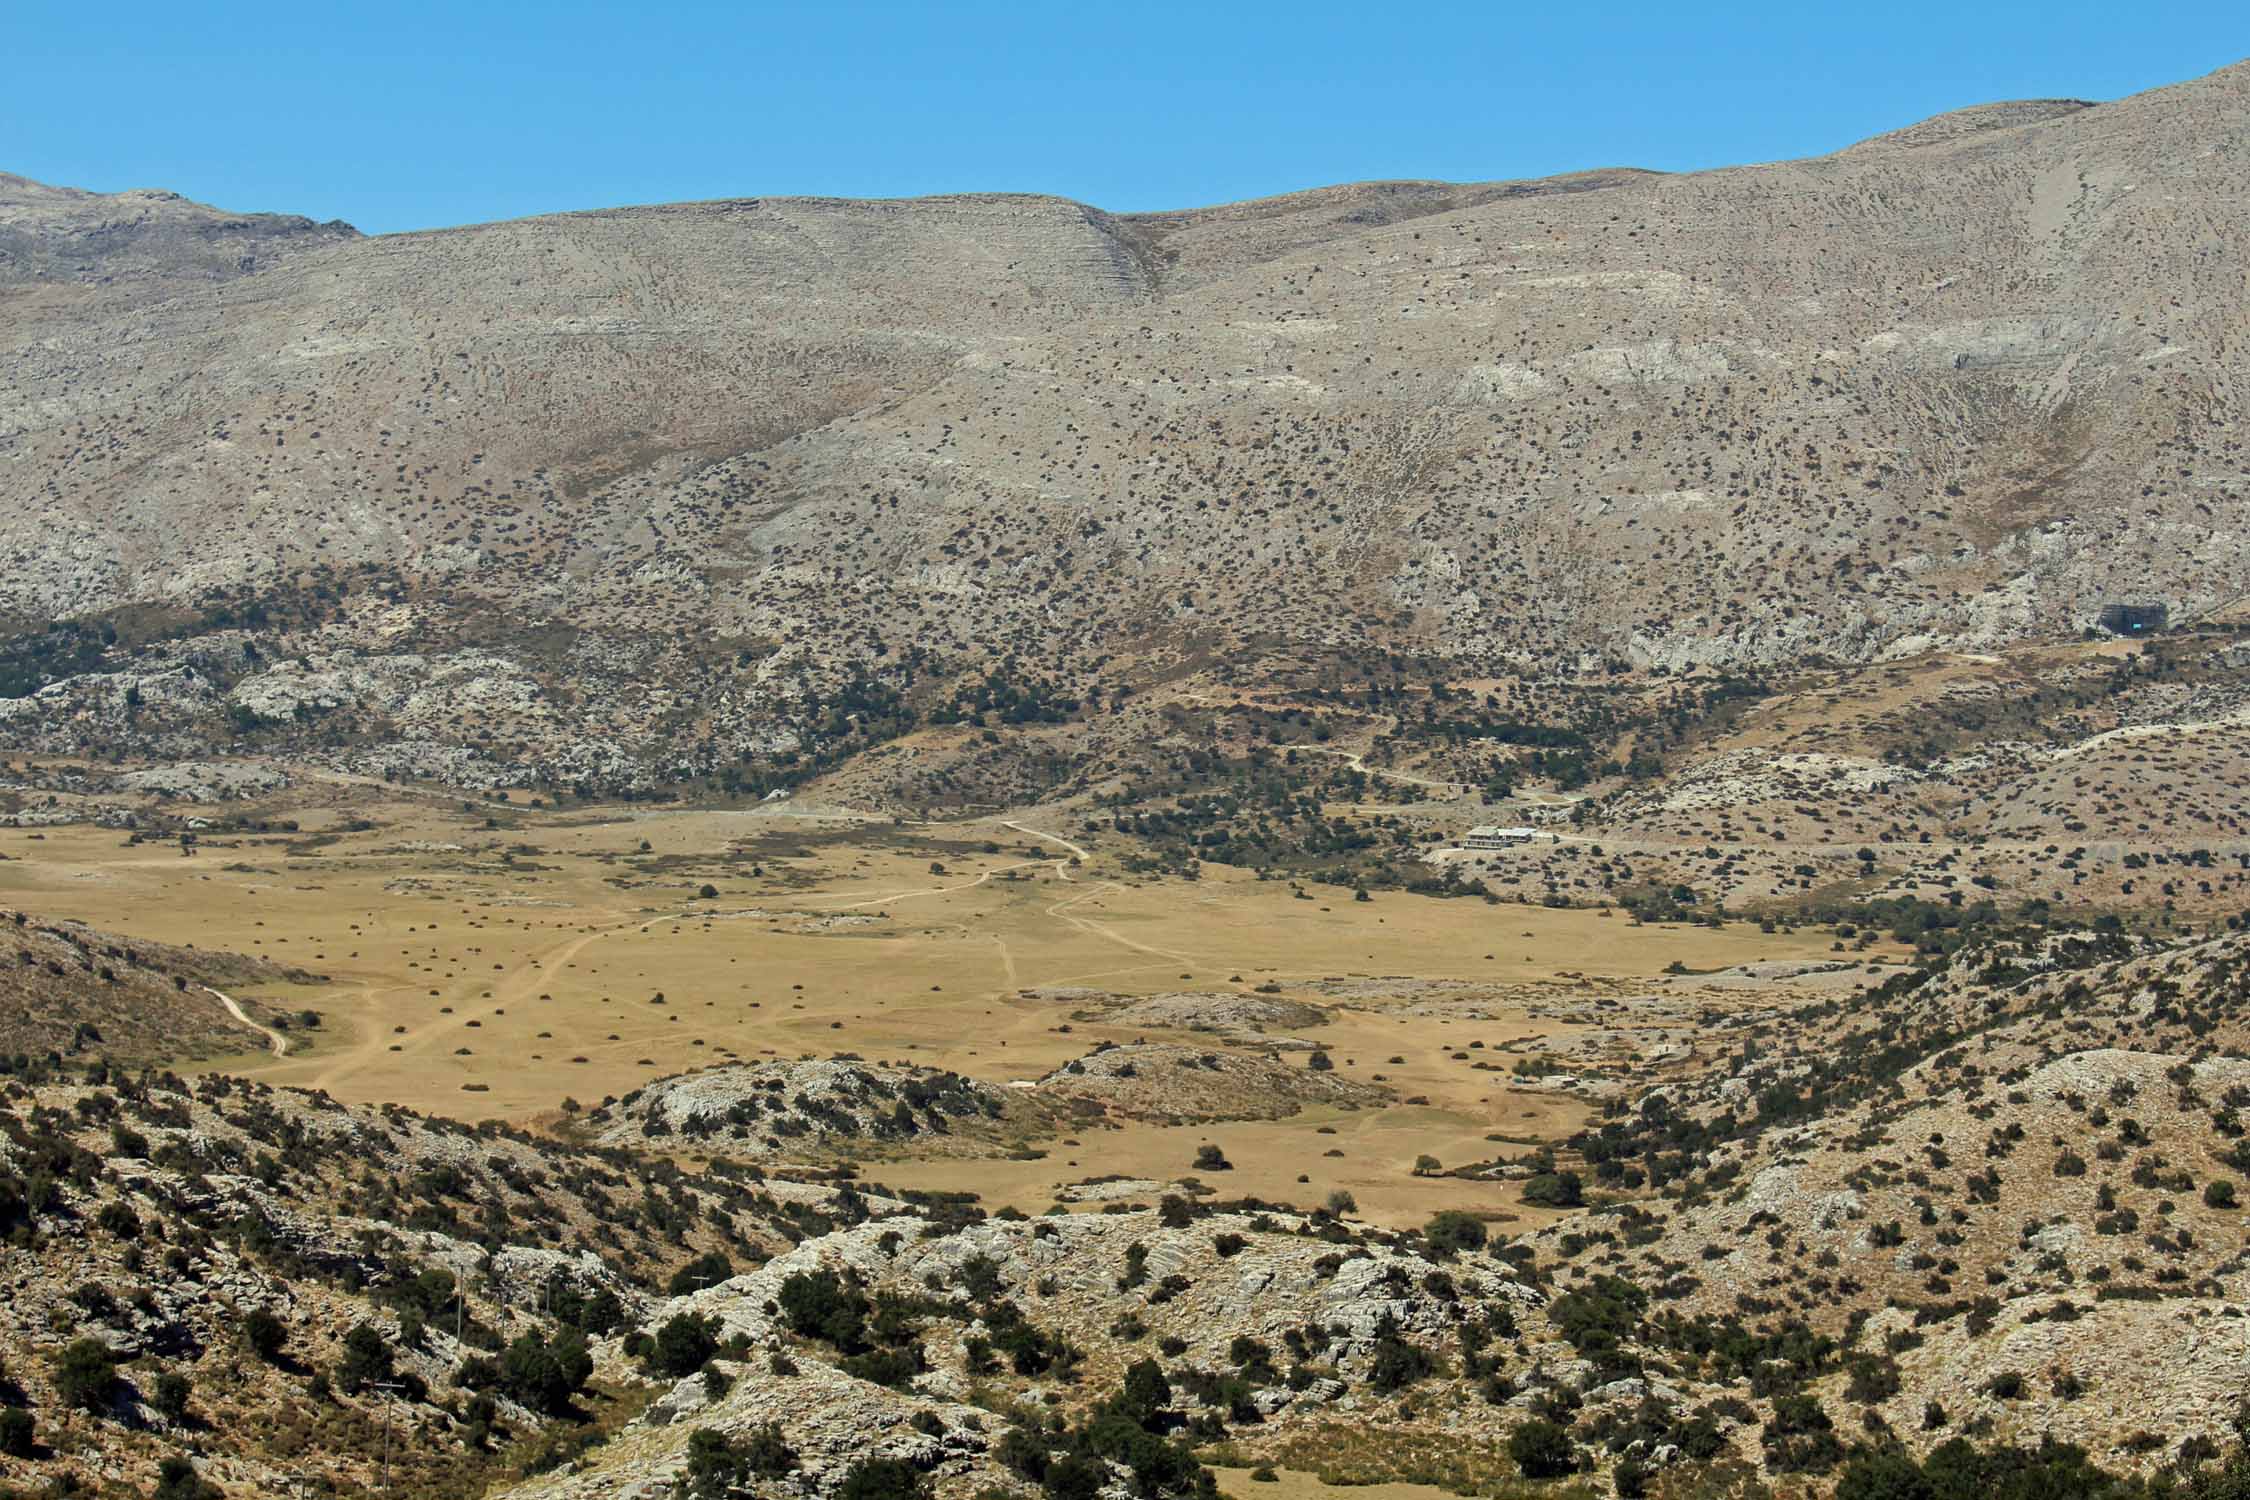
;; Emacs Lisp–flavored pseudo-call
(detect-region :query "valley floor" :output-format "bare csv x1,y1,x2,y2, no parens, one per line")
0,795,1837,1226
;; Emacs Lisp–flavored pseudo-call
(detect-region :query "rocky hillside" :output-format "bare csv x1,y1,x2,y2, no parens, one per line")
0,906,319,1061
0,1059,930,1496
0,171,355,294
1,61,2246,792
1501,929,2250,1466
586,1060,1022,1161
10,931,2250,1496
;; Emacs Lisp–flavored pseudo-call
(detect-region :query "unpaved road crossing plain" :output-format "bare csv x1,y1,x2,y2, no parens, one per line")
0,792,1844,1226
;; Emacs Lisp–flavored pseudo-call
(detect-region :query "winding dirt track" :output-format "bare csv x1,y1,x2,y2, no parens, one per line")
1001,820,1092,862
207,986,289,1057
1297,744,1474,793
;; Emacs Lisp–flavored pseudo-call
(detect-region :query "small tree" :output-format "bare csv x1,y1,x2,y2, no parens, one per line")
666,1250,734,1297
335,1322,395,1395
1369,1331,1434,1393
646,1312,722,1377
1119,1359,1173,1428
1834,1450,1932,1500
242,1308,288,1362
152,1370,194,1422
0,1407,33,1457
775,1272,868,1351
1509,1419,1576,1479
836,1457,930,1500
740,1422,800,1478
53,1338,118,1414
956,1253,1004,1301
685,1427,745,1500
1046,1454,1107,1500
1521,1171,1585,1208
1424,1210,1488,1256
995,1426,1050,1481
153,1456,216,1500
499,1328,592,1416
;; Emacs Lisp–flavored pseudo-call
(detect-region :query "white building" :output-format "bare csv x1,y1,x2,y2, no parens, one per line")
1463,825,1539,850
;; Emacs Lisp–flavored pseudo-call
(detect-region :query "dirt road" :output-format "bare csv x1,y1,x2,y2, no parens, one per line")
207,986,289,1057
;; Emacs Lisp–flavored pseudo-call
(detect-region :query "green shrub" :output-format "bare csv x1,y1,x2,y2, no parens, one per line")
1844,1354,1901,1405
995,1426,1051,1481
1521,1172,1585,1208
152,1370,194,1421
836,1457,931,1500
1509,1419,1576,1478
335,1323,394,1395
1835,1449,1931,1500
1838,1435,2130,1500
1045,1454,1106,1500
242,1308,287,1362
1424,1210,1488,1256
153,1457,217,1500
777,1270,870,1351
499,1327,593,1415
53,1337,118,1413
685,1423,799,1498
646,1312,723,1377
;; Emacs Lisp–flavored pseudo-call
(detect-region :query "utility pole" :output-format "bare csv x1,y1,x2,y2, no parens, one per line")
371,1379,407,1494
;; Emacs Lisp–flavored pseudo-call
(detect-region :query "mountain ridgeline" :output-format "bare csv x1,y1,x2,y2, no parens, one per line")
0,63,2245,793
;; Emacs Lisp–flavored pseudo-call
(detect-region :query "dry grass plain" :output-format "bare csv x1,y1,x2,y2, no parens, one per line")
1211,1469,1514,1500
0,792,1836,1226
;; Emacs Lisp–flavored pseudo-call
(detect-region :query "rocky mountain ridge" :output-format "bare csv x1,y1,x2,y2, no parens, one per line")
0,60,2244,797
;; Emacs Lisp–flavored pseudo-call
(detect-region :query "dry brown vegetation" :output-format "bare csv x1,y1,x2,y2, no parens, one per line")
0,57,2248,1500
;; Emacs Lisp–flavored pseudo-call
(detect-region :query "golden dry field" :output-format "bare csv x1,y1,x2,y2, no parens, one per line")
0,790,1837,1226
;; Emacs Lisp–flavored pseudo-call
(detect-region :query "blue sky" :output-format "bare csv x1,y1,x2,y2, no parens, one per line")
7,1,2242,234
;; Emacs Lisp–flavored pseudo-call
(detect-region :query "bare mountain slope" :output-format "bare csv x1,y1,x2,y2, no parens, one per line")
0,191,1156,620
1116,170,1661,289
0,61,2245,790
0,171,357,293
